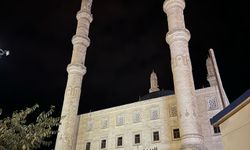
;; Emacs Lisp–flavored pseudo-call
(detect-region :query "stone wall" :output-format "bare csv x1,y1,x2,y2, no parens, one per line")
75,87,224,150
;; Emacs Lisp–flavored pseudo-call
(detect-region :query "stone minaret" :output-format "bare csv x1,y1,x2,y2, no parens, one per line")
149,70,160,93
55,0,93,149
163,0,205,149
206,48,229,107
206,54,217,86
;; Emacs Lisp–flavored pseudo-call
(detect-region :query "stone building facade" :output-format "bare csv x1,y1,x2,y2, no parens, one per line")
55,0,229,149
75,73,224,150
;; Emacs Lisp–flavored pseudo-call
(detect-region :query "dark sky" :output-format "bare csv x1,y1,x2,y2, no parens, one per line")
0,0,249,117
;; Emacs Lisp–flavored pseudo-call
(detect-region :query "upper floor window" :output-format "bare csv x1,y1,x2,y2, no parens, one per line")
86,142,91,150
101,139,106,149
153,131,160,141
87,120,93,131
151,108,160,120
133,111,141,123
101,119,108,129
116,115,124,126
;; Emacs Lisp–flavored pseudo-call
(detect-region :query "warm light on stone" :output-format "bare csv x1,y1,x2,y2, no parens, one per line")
55,0,228,149
55,0,93,149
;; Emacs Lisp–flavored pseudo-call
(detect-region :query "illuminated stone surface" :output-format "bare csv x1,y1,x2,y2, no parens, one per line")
55,0,93,149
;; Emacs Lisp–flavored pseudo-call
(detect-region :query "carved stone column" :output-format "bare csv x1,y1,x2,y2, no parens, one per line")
55,0,93,149
163,0,206,149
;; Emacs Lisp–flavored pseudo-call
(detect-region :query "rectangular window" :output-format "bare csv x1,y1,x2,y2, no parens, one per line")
153,131,160,141
133,111,141,123
116,115,124,126
86,142,91,150
213,126,221,134
151,109,160,120
173,128,180,139
117,137,123,147
101,139,106,149
134,134,140,144
101,119,108,129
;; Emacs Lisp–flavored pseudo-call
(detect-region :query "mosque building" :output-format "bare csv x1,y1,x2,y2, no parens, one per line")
55,0,229,149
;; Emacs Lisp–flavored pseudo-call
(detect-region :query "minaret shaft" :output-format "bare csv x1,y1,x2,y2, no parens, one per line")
207,48,230,107
163,0,205,149
55,0,93,149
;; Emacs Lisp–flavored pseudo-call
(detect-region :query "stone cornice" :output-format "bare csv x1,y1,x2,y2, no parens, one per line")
166,29,190,45
163,0,185,14
72,35,90,47
76,10,93,23
67,64,86,75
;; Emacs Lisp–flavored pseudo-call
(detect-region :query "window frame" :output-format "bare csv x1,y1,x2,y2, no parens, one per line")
100,139,107,149
133,111,141,123
213,126,221,134
117,136,123,147
152,131,160,142
150,108,160,120
86,142,91,150
172,128,180,140
101,118,108,129
116,115,125,126
134,133,141,145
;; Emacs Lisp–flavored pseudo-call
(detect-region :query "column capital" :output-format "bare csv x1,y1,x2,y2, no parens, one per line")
163,0,185,14
72,35,90,47
67,64,86,75
76,10,93,23
166,29,190,45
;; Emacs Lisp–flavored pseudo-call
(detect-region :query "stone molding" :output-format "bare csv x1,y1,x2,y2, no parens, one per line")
163,0,185,14
76,10,93,22
67,64,86,75
166,29,190,45
72,35,90,47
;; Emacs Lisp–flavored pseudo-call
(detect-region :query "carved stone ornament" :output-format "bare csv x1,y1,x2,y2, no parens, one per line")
172,55,190,67
207,96,218,111
169,105,177,117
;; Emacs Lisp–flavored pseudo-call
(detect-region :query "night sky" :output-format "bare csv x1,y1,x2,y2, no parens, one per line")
0,0,249,119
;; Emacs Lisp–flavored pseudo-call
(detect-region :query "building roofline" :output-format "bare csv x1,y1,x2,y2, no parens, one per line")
210,89,250,126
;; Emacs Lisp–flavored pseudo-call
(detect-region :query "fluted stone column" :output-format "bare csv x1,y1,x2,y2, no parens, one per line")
55,0,93,149
163,0,206,149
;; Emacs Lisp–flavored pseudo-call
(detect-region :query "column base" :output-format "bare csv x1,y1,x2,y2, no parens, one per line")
180,144,207,150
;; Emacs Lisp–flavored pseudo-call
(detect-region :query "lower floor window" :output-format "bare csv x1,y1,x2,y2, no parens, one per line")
173,128,180,139
153,131,160,141
86,142,91,150
213,126,221,134
101,139,106,149
117,136,123,147
135,134,140,144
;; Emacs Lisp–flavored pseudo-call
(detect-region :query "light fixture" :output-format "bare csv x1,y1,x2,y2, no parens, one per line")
0,49,10,58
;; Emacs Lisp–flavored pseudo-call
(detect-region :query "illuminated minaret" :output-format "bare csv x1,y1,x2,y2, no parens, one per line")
163,0,206,149
55,0,93,149
149,70,160,93
206,48,229,107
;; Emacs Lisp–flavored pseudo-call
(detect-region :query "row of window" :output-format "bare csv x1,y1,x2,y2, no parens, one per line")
87,108,165,131
85,126,220,150
85,129,180,150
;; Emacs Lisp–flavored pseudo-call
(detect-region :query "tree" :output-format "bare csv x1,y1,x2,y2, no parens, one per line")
0,104,60,150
